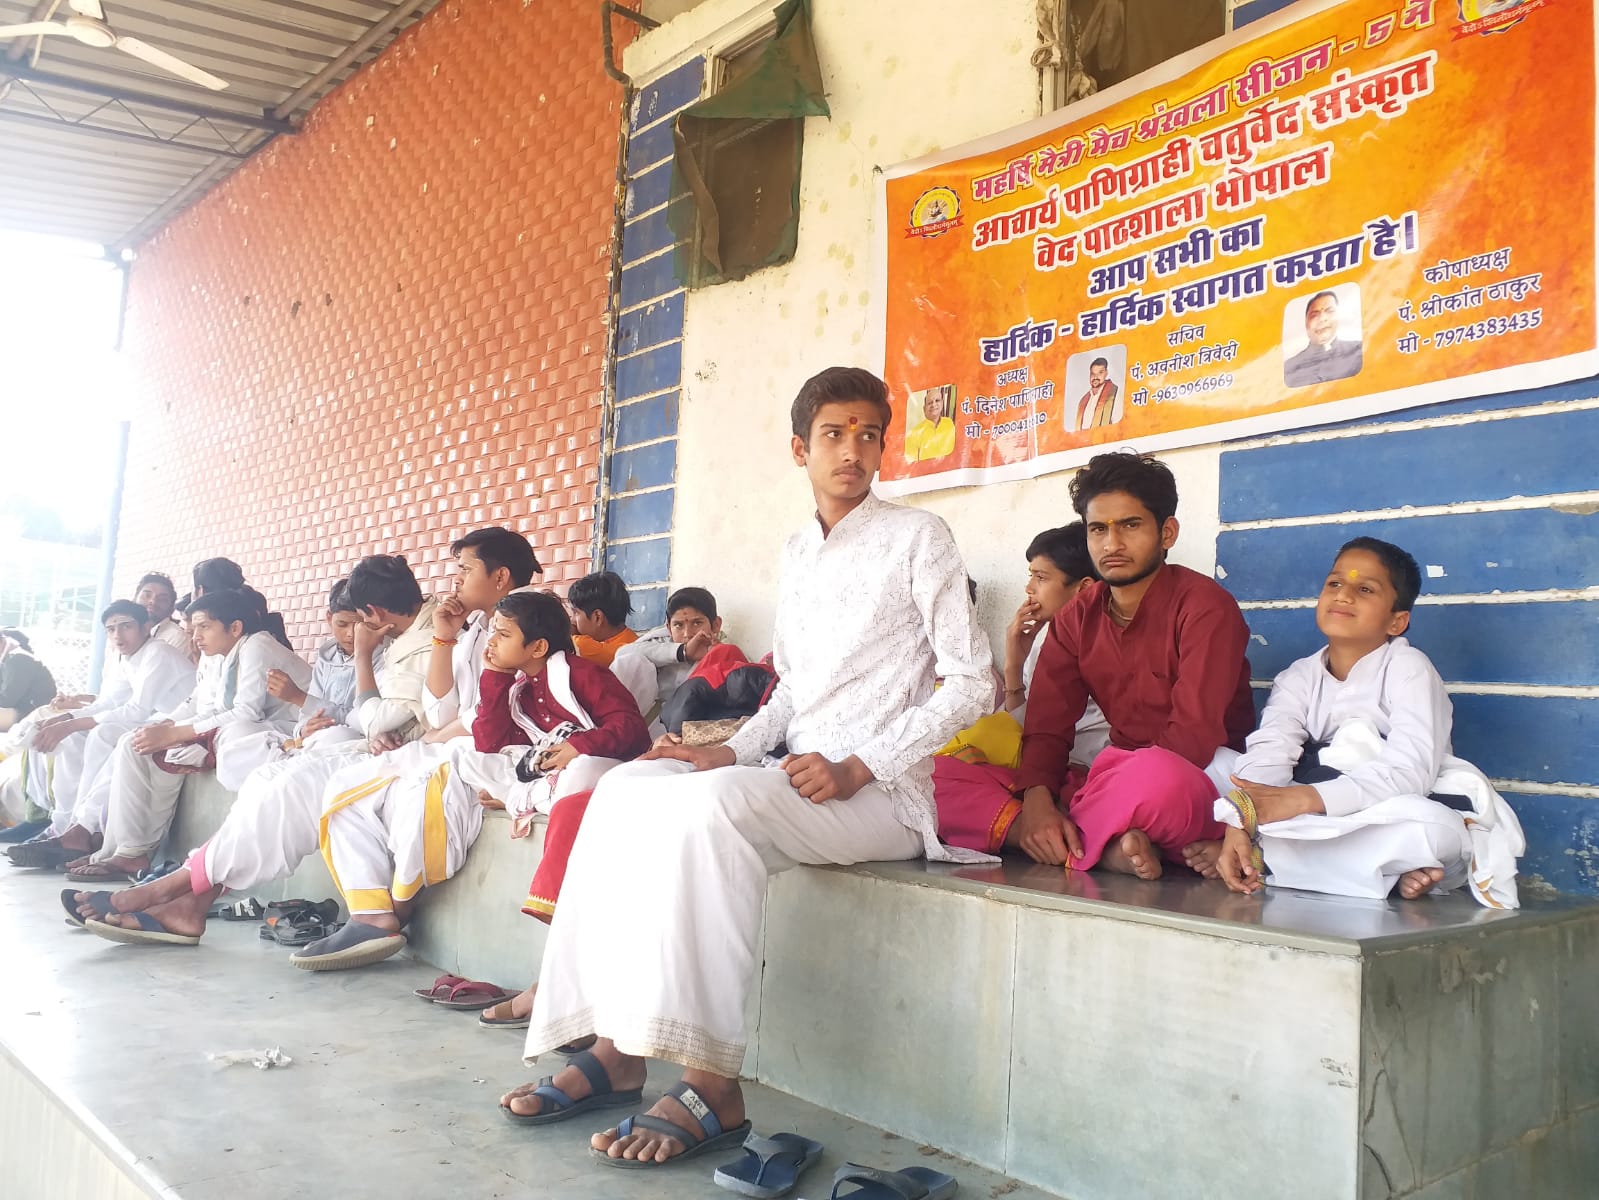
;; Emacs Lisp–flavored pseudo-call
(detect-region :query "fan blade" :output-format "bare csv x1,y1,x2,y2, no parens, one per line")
0,22,72,39
115,36,229,90
68,0,106,18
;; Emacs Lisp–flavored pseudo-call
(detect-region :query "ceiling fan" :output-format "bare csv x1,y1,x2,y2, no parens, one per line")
0,0,229,90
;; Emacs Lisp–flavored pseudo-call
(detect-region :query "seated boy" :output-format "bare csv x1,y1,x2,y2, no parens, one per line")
1215,537,1523,907
608,586,730,724
288,590,649,970
0,629,55,732
134,572,192,657
69,589,310,883
934,523,1110,855
5,602,195,868
265,578,366,752
569,571,638,667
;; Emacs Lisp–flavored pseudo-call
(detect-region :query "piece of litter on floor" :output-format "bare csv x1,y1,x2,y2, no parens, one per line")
472,1077,485,1084
206,1047,293,1070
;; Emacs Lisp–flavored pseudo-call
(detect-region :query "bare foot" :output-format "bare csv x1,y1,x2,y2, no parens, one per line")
95,889,212,939
77,865,194,920
350,912,403,934
69,854,148,879
500,1039,645,1118
1397,867,1445,899
1102,829,1163,880
482,983,536,1024
592,1069,746,1164
1181,839,1223,879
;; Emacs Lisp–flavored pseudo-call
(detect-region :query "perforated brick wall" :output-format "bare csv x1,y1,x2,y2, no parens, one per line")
116,0,634,650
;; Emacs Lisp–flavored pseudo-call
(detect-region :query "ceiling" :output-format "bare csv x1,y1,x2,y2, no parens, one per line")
0,0,440,255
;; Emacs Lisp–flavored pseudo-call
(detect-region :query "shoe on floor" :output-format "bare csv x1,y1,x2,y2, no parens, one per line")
289,920,406,971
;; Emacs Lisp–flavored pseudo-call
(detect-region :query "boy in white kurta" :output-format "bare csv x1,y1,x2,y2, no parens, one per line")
503,368,992,1169
1215,537,1523,907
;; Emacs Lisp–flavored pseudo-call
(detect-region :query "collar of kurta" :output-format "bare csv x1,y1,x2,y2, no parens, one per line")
1097,560,1180,630
808,489,884,544
1316,635,1409,683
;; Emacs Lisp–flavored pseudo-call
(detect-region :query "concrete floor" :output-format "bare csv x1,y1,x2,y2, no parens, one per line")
0,864,1056,1200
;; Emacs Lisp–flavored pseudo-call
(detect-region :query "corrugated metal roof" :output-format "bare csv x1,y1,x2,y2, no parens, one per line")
0,0,440,253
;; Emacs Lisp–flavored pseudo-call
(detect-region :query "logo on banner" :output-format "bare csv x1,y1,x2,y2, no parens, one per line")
1454,0,1545,37
906,187,963,238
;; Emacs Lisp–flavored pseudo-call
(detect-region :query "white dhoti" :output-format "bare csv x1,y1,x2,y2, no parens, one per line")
42,723,134,834
191,748,370,893
1259,800,1472,900
522,759,923,1077
319,753,487,915
0,753,25,826
91,731,189,862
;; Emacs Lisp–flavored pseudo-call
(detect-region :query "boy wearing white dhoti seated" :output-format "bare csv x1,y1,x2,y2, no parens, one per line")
289,590,649,970
500,367,992,1168
1215,537,1524,908
67,589,310,883
5,602,194,869
76,557,446,945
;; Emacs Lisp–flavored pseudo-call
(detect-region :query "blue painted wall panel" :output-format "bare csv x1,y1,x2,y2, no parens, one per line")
1242,603,1599,687
618,251,679,311
627,161,673,219
630,585,668,630
606,489,674,541
1233,0,1300,27
1219,407,1599,522
614,341,683,403
614,391,679,448
1217,508,1599,600
617,293,685,357
629,57,704,133
609,440,677,494
1502,793,1599,895
621,203,681,267
1450,695,1597,786
629,116,676,171
607,536,672,588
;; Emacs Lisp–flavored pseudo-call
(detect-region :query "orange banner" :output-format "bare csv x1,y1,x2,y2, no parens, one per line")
876,0,1597,495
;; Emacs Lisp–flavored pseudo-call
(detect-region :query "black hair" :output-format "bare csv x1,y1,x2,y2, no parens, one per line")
1335,537,1422,613
966,576,978,604
666,586,718,624
1089,356,1109,371
327,578,357,614
99,600,151,628
1306,289,1338,312
790,366,893,441
187,588,263,634
495,591,576,656
175,592,191,616
192,557,246,596
135,572,177,599
1069,450,1179,526
450,526,540,587
568,571,633,627
346,555,424,615
1,627,33,651
1026,521,1096,582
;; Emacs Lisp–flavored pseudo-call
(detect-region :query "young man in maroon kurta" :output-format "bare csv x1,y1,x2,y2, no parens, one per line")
1013,451,1253,878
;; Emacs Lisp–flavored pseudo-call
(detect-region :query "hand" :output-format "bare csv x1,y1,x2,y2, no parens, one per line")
640,741,735,771
131,722,179,755
1216,826,1264,895
477,787,506,811
353,619,390,658
368,731,405,754
422,718,465,744
265,669,308,706
651,732,683,753
1014,786,1084,866
432,595,469,641
1230,776,1323,825
1004,597,1047,661
782,753,872,804
300,711,337,738
537,741,581,772
34,718,87,752
50,694,91,711
683,630,716,662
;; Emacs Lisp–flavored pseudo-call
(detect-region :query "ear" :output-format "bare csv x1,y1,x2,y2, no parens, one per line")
1160,516,1180,550
1386,609,1411,637
791,433,809,466
530,637,551,659
711,617,724,634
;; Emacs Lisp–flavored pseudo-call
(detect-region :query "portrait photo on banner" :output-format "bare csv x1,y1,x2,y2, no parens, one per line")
1064,345,1128,432
905,383,958,462
1281,282,1365,389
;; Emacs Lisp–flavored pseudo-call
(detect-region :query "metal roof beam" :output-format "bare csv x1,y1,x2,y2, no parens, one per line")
0,106,250,158
0,60,295,132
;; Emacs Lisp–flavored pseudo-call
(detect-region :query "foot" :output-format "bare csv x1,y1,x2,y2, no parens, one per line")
1181,839,1223,879
482,983,536,1024
68,855,148,880
1397,867,1445,899
94,889,211,940
76,865,194,920
500,1040,646,1119
1102,829,1163,880
592,1070,746,1164
349,912,403,935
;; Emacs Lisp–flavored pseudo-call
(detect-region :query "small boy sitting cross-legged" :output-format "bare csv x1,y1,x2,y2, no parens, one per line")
1214,537,1524,908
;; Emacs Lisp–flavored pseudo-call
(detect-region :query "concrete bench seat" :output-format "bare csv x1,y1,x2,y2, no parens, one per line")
157,773,1599,1198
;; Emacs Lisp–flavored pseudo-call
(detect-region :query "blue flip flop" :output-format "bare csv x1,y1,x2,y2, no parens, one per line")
591,1081,753,1169
84,911,201,946
829,1164,959,1200
501,1048,643,1126
61,888,116,929
714,1131,824,1197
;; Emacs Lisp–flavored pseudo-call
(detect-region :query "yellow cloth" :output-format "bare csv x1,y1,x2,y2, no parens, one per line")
905,417,956,462
937,710,1023,768
573,627,638,668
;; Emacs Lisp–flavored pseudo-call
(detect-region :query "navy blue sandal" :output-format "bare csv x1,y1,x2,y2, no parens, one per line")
591,1081,753,1169
60,888,116,929
828,1164,959,1200
714,1131,824,1197
500,1048,643,1126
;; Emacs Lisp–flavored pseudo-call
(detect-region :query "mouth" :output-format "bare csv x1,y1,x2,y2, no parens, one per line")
1099,557,1129,570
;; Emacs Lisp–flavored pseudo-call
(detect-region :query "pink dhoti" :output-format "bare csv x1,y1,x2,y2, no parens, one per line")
1065,745,1223,869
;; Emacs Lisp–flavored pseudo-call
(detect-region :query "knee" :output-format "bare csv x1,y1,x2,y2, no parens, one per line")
1120,746,1216,803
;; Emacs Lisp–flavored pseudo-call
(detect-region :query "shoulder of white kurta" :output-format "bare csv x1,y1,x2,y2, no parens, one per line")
1379,637,1446,691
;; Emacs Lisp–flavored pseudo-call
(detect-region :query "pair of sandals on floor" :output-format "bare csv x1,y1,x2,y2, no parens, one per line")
499,1048,957,1199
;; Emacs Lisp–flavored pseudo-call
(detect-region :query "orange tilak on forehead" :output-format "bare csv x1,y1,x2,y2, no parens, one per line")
847,415,859,428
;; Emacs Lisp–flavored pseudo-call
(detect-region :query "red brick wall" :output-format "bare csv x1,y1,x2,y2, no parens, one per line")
117,0,632,650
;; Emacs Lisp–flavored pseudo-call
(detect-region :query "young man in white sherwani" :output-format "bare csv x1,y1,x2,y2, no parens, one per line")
4,601,195,869
501,367,993,1167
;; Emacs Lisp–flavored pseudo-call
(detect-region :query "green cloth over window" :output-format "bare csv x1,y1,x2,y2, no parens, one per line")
669,0,830,286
